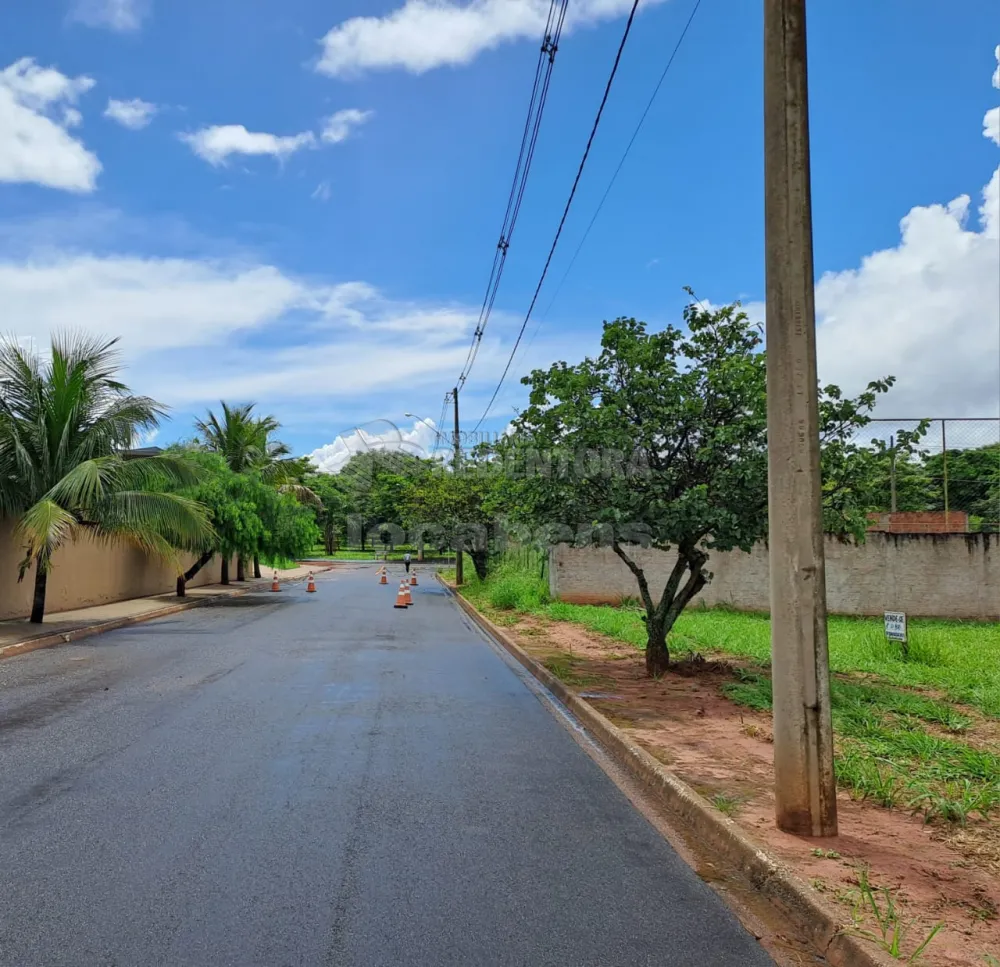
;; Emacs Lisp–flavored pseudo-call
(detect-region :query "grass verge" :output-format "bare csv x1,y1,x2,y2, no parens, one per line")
452,553,1000,826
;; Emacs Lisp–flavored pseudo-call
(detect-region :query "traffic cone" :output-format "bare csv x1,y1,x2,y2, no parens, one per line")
379,568,387,585
393,582,408,609
271,571,281,592
306,573,316,593
402,581,413,606
409,571,418,587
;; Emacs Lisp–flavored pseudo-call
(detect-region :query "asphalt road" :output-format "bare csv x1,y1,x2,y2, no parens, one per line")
0,567,774,967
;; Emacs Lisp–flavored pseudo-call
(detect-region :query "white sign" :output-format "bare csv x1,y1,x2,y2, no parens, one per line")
884,611,907,642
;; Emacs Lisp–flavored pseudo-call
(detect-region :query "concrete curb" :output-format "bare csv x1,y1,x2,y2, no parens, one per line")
0,568,332,662
442,578,896,967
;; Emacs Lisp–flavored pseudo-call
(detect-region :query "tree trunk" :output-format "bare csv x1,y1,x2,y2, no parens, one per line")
221,558,230,585
30,562,48,624
324,524,335,556
253,554,261,579
645,613,670,677
417,538,424,562
178,550,214,596
470,547,489,581
236,556,246,582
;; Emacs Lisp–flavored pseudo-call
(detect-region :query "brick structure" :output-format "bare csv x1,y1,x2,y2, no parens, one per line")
867,511,969,534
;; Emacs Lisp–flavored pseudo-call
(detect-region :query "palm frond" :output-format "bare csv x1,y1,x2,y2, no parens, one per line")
14,498,79,564
277,483,322,507
93,490,215,549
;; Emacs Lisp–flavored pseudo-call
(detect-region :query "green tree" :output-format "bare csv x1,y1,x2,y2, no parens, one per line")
924,444,1000,523
172,450,319,594
305,471,349,554
407,462,500,579
337,450,433,550
0,335,212,622
196,401,318,577
494,302,903,676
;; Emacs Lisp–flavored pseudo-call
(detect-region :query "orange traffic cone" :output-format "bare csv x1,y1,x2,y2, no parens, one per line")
271,571,281,592
402,581,413,606
379,568,387,585
393,582,408,609
306,573,316,593
409,571,418,587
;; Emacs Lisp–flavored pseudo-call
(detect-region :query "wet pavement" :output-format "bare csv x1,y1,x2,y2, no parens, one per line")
0,566,774,966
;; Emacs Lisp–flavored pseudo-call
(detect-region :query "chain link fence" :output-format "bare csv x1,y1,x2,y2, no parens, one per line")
859,418,1000,532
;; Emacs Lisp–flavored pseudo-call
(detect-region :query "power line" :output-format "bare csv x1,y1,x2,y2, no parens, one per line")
472,0,645,432
512,0,704,376
456,0,569,390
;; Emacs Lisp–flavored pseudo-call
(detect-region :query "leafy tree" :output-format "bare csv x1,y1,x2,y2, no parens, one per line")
337,450,434,550
196,401,318,577
924,444,1000,522
407,462,500,579
172,450,318,593
0,335,212,622
305,471,349,554
494,302,903,676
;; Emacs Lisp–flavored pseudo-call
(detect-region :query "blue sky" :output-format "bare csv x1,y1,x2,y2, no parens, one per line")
1,0,997,467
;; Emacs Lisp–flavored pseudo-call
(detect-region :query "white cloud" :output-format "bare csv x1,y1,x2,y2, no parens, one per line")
309,420,442,473
735,52,1000,421
70,0,149,32
180,125,316,166
810,51,1000,418
316,0,666,77
321,109,372,143
104,97,157,130
984,107,1000,147
312,180,332,202
993,44,1000,90
814,168,999,418
0,58,100,192
0,254,312,353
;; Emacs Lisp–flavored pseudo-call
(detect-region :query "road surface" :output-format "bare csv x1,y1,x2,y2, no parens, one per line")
0,567,774,966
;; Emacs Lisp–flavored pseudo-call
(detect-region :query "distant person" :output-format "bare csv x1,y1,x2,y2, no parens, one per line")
403,552,411,574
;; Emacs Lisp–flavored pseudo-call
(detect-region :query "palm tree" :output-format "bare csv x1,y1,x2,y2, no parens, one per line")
196,402,318,579
0,335,213,623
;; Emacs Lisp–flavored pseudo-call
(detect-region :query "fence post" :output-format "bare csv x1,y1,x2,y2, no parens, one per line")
890,433,897,513
941,420,949,528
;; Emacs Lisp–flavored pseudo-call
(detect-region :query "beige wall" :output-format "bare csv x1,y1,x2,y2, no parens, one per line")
0,520,226,620
550,533,999,621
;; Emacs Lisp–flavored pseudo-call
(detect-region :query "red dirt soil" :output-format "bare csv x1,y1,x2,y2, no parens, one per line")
502,613,1000,967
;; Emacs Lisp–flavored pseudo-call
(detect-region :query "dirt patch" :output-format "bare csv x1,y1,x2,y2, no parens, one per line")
502,612,1000,967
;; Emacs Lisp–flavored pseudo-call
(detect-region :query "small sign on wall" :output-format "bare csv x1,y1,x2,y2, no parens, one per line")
884,611,907,642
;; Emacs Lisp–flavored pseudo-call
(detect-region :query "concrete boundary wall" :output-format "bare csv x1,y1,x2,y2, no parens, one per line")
550,533,998,621
0,520,226,620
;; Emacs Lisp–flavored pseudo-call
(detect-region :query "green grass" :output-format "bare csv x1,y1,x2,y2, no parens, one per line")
523,602,1000,719
457,554,1000,826
710,792,747,817
717,671,1000,822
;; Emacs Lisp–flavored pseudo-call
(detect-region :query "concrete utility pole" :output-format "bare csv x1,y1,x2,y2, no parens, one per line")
453,387,464,586
763,0,838,837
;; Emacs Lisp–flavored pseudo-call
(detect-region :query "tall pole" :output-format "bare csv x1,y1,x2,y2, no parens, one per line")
890,434,897,513
453,387,464,586
941,420,949,529
764,0,838,837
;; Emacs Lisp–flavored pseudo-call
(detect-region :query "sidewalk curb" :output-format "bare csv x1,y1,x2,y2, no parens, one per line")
442,578,895,967
0,568,332,662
